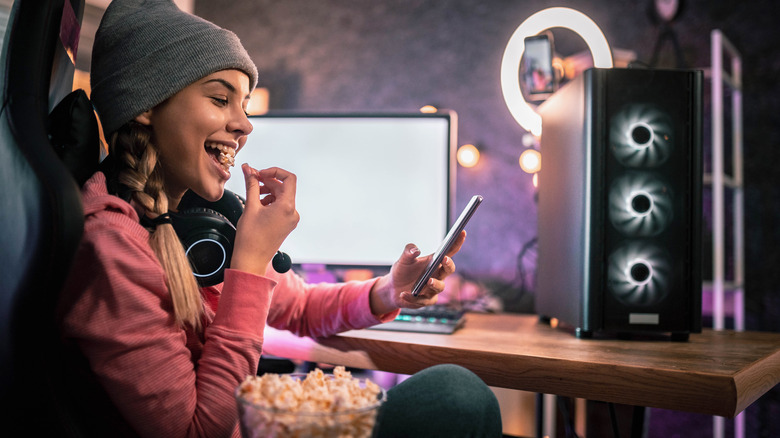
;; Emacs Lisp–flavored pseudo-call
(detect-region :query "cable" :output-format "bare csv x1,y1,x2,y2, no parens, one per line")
557,396,579,438
609,402,621,438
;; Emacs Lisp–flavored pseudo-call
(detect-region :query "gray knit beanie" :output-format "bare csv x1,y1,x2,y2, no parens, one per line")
90,0,259,136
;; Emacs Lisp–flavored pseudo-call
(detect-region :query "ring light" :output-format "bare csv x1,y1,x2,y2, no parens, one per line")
500,7,613,136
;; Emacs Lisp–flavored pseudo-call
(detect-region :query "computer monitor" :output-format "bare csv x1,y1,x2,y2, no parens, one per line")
225,112,456,269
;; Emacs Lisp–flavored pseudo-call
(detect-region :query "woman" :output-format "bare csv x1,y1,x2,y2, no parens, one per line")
58,1,501,437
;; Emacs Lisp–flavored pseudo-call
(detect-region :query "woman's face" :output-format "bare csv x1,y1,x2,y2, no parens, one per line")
136,69,253,207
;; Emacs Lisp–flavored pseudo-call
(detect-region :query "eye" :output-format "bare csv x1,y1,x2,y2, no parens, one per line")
211,96,228,106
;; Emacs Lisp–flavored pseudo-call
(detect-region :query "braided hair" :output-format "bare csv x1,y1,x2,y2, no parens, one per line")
106,122,204,332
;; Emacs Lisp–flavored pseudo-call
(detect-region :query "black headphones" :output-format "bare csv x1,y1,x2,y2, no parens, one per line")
162,189,292,287
101,153,290,287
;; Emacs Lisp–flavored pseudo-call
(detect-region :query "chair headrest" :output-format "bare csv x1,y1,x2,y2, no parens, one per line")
48,88,100,186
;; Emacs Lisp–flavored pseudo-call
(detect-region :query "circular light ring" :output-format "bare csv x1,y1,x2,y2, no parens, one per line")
500,7,613,136
627,258,653,286
608,172,673,236
627,122,654,149
186,238,227,278
609,104,673,167
607,242,671,306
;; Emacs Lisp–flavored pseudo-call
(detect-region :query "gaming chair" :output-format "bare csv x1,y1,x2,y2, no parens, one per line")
0,0,88,434
0,2,294,434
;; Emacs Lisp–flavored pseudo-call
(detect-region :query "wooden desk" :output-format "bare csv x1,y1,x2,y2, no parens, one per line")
262,312,780,418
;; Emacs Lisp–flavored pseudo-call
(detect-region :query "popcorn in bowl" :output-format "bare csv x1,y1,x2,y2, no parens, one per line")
235,366,386,438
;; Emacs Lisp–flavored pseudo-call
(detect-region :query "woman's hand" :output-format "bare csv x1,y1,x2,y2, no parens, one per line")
369,231,466,315
231,164,299,277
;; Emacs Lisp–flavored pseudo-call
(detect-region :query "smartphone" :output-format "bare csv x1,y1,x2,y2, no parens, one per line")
521,33,555,98
411,195,483,296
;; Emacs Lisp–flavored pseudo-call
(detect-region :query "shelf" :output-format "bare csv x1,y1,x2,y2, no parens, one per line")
702,281,744,292
702,173,742,189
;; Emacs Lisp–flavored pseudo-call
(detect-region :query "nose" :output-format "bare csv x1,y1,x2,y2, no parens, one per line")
228,108,253,137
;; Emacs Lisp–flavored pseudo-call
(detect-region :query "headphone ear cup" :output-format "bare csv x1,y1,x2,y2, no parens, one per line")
179,189,245,225
170,208,235,287
173,189,293,284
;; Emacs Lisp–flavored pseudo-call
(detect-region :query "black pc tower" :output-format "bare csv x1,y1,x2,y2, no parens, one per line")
535,68,702,340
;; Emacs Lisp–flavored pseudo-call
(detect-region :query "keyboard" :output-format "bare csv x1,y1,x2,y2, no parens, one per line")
368,306,466,334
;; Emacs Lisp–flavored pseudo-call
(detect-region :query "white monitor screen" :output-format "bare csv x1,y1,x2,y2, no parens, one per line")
225,113,456,267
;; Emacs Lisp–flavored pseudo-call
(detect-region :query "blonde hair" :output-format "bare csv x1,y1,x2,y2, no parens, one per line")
108,122,203,332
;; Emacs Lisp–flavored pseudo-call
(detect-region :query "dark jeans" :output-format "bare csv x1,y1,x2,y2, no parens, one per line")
374,364,503,438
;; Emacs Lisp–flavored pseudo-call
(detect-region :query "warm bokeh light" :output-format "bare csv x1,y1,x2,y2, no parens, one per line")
500,7,613,136
343,269,374,282
457,144,480,168
519,149,541,174
552,57,565,81
72,68,91,94
522,133,537,148
419,105,438,113
247,88,269,115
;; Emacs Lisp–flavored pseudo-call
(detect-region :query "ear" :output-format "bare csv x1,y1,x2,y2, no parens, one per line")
134,109,153,126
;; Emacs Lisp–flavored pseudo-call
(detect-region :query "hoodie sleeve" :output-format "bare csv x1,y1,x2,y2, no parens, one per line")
264,269,400,339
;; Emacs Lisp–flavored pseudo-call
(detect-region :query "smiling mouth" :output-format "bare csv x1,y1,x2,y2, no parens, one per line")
205,142,236,173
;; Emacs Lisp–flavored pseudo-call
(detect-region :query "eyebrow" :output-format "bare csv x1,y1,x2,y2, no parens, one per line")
204,78,251,100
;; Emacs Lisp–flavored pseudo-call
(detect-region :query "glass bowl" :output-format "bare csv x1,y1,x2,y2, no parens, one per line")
235,372,387,438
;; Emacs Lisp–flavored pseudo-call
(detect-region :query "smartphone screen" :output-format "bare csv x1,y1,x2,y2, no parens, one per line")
521,34,555,95
411,195,483,296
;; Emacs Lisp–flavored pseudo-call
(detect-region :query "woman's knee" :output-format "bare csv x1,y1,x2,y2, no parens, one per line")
416,364,499,412
376,364,502,437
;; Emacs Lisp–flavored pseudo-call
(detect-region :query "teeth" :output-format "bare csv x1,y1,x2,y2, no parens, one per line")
206,142,236,171
205,142,236,158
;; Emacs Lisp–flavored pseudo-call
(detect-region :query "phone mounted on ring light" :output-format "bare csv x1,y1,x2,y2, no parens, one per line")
164,189,292,287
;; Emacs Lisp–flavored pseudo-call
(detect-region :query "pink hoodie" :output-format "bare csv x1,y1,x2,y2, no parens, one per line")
58,172,398,437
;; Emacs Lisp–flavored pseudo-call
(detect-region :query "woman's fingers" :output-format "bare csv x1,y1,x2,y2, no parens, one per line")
242,163,259,203
232,165,300,276
241,165,297,210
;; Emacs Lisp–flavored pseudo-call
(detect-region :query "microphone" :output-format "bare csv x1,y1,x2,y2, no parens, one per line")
272,251,292,273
